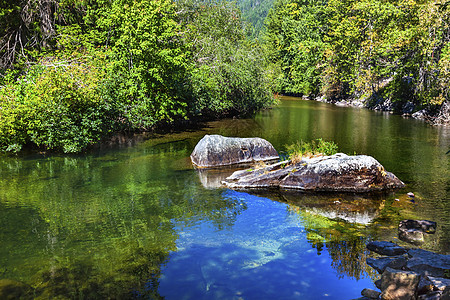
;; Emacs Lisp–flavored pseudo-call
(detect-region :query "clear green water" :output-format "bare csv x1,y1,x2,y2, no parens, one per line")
0,97,448,299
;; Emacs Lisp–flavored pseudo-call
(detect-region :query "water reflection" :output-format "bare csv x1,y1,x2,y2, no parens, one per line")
253,191,384,281
0,97,448,298
0,151,246,298
159,190,377,299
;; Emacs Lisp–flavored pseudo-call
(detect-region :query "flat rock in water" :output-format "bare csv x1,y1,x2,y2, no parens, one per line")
361,288,381,299
222,153,404,192
400,220,437,233
407,249,450,277
427,276,450,292
367,256,407,274
190,135,279,168
367,241,407,256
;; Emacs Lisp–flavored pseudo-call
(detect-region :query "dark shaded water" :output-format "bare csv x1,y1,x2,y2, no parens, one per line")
0,97,449,299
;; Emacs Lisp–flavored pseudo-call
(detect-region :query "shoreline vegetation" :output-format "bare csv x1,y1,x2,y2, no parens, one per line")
265,0,450,127
0,0,276,153
1,0,450,154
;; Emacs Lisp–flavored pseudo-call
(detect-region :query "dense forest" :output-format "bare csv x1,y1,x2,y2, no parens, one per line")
0,0,275,153
0,0,449,153
234,0,275,37
264,0,450,115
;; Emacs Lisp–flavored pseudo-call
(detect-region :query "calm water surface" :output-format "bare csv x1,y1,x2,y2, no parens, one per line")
0,97,449,299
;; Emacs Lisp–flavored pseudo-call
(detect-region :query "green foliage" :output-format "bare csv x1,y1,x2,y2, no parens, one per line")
0,0,275,153
285,138,338,162
0,53,114,152
234,0,275,38
263,0,327,96
265,0,450,106
98,0,190,127
179,0,276,116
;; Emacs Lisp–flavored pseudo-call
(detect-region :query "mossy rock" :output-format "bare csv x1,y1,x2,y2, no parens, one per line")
0,279,34,300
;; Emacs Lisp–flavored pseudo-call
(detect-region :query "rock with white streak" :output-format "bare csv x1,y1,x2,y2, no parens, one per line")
223,153,404,192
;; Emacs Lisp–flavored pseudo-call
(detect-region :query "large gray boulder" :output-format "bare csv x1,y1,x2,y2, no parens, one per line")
190,135,279,168
223,153,404,192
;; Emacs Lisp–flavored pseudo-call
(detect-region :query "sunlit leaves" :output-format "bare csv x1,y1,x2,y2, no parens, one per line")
266,0,450,106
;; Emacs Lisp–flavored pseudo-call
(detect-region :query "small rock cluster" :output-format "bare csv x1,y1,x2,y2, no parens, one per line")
399,220,437,244
357,241,450,300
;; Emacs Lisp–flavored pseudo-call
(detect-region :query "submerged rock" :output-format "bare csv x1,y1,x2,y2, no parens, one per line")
399,228,425,244
361,288,381,299
398,220,436,244
190,135,279,168
223,153,404,192
0,279,33,300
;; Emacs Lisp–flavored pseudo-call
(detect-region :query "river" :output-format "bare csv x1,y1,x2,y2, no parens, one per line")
0,96,449,299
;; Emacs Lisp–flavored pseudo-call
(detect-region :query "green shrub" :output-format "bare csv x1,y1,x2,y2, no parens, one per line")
286,139,338,163
0,54,115,153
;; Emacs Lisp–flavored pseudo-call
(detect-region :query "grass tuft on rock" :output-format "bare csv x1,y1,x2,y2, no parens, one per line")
285,139,338,163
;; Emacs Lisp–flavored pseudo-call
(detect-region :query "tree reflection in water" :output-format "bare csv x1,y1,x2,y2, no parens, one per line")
281,192,384,282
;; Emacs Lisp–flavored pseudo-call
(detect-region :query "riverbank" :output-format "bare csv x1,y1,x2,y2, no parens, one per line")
355,241,450,300
311,96,450,126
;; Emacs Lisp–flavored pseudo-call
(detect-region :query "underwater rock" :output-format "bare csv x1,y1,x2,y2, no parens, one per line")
222,153,404,192
366,241,407,256
399,228,425,244
380,267,420,300
398,220,436,244
0,279,33,300
196,167,239,189
263,191,385,225
190,135,279,168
